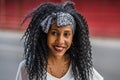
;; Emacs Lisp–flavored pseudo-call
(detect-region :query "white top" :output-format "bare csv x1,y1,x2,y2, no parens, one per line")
15,60,104,80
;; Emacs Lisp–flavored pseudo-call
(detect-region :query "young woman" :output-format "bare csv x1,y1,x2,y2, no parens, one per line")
16,1,103,80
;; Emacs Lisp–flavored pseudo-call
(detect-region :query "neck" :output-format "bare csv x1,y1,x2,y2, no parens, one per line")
48,55,70,65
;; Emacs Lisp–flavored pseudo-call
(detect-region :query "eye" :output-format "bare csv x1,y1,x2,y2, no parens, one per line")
51,31,58,36
64,32,70,38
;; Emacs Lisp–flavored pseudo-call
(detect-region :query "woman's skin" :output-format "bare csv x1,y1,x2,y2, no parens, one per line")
47,23,73,78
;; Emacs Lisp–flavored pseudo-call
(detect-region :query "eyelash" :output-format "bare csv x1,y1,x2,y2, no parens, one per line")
51,31,58,36
64,33,70,37
51,31,70,37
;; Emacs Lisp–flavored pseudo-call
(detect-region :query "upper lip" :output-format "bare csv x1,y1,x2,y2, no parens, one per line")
54,45,66,48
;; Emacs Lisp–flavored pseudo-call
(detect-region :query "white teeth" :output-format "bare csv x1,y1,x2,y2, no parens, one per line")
54,46,64,51
55,47,63,49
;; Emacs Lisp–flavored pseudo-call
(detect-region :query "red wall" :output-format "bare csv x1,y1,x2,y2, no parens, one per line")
73,0,120,37
0,0,120,37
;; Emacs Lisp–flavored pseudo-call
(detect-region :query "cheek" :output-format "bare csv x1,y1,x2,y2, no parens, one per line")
47,36,55,45
66,36,73,47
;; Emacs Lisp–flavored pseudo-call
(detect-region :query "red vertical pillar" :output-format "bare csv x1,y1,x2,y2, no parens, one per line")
0,0,6,28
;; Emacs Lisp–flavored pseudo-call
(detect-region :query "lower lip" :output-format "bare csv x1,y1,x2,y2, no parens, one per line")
53,46,65,53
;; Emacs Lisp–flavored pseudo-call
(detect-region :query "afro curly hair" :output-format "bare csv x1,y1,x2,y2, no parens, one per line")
22,1,93,80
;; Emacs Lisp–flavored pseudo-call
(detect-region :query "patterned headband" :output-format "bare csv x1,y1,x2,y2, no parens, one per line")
41,12,76,34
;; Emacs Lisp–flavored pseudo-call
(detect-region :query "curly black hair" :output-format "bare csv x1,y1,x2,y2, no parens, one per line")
22,1,93,80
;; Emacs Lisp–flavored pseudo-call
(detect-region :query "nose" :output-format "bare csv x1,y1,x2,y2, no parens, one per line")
55,35,64,45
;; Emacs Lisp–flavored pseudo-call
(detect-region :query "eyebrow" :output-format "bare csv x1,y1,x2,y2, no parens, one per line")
51,29,71,32
51,29,59,31
64,30,71,33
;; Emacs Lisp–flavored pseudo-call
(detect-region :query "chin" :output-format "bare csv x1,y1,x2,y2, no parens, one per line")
50,49,67,57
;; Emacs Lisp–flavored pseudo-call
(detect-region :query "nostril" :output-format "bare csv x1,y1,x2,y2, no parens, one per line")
56,38,64,43
55,38,64,45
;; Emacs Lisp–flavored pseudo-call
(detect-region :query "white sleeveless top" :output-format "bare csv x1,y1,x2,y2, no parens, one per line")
15,60,104,80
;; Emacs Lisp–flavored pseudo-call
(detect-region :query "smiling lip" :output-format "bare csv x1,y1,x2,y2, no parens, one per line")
53,45,66,52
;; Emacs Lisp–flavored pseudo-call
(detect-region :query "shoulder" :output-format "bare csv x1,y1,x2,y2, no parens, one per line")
91,68,104,80
17,60,26,72
16,60,28,80
19,60,26,68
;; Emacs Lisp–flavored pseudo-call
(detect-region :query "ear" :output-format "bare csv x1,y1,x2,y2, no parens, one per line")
63,1,75,9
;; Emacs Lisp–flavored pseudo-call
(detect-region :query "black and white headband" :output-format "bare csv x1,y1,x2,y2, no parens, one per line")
41,12,76,34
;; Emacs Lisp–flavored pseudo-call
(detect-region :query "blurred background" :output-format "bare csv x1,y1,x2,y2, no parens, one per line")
0,0,120,80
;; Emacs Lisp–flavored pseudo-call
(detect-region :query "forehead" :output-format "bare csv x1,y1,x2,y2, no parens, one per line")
50,23,73,31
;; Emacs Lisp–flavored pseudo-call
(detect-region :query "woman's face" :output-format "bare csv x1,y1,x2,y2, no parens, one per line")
47,23,73,58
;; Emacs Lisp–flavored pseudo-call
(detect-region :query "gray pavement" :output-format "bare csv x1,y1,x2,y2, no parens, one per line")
91,38,120,80
0,30,24,80
0,30,120,80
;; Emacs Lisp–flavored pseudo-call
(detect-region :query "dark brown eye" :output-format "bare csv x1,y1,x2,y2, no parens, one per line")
64,32,70,37
51,31,58,36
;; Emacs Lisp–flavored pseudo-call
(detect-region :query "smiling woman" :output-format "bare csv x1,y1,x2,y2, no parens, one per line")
47,24,73,78
47,24,73,57
15,1,103,80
